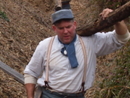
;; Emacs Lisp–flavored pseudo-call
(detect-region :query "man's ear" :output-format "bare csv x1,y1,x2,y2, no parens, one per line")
74,21,77,29
52,25,56,31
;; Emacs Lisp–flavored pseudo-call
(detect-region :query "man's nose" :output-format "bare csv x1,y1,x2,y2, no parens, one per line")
63,28,68,33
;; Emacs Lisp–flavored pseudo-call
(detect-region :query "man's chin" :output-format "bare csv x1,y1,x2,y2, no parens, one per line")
63,40,71,44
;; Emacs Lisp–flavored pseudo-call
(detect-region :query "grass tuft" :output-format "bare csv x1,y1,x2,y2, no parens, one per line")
0,11,9,22
94,41,130,98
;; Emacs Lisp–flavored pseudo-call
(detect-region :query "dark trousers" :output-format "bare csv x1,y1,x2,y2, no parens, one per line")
41,87,85,98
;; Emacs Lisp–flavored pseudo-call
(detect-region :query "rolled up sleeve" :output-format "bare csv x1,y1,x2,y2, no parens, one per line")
115,30,130,44
24,73,37,84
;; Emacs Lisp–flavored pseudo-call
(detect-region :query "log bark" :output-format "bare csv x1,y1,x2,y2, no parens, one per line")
77,1,130,36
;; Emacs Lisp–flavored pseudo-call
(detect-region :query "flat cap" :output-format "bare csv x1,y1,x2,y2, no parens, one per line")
52,9,74,24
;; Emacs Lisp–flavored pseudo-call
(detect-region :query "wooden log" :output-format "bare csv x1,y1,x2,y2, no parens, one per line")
77,1,130,36
0,61,24,84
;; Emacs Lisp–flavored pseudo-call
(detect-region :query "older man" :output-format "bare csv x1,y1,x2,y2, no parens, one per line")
24,3,130,98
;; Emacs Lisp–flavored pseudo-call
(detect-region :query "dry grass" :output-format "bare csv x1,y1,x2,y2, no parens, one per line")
0,0,130,98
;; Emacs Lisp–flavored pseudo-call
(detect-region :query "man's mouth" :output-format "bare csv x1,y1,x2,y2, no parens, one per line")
64,36,70,39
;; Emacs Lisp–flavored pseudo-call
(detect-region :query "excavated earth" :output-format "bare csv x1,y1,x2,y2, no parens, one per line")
0,0,130,98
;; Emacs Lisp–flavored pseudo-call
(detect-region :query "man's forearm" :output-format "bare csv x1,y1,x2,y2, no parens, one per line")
25,83,36,98
24,74,37,98
114,20,128,35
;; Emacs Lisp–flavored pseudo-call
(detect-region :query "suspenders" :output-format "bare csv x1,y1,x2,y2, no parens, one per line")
79,36,87,92
44,36,55,89
44,36,87,92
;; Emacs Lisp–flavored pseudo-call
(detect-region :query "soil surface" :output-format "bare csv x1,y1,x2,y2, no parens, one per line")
0,0,129,98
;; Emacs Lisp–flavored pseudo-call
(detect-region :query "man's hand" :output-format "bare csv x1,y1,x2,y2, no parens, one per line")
99,8,113,20
100,8,128,35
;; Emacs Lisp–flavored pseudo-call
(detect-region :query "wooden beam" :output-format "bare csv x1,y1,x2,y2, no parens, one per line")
77,1,130,36
0,61,24,84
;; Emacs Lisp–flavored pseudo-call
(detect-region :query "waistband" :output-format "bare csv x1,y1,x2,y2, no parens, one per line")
42,86,85,97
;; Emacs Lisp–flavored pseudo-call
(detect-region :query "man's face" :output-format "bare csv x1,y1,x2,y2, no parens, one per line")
52,20,77,44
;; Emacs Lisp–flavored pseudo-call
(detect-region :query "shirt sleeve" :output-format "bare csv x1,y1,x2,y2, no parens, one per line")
93,30,129,56
115,30,130,44
24,73,37,84
23,38,51,79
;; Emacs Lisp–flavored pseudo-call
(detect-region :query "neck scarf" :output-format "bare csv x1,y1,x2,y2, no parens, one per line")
59,35,78,68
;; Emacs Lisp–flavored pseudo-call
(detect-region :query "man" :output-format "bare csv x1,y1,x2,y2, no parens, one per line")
24,5,130,98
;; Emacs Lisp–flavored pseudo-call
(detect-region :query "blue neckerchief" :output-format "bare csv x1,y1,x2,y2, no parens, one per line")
59,35,78,68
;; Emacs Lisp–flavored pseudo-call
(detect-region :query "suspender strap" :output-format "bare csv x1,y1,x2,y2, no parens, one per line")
44,36,87,92
44,36,55,88
79,36,87,93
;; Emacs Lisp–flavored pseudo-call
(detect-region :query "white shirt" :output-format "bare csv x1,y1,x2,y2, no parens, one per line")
24,30,130,93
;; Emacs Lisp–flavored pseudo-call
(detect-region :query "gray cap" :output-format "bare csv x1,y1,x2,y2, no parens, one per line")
52,9,74,24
